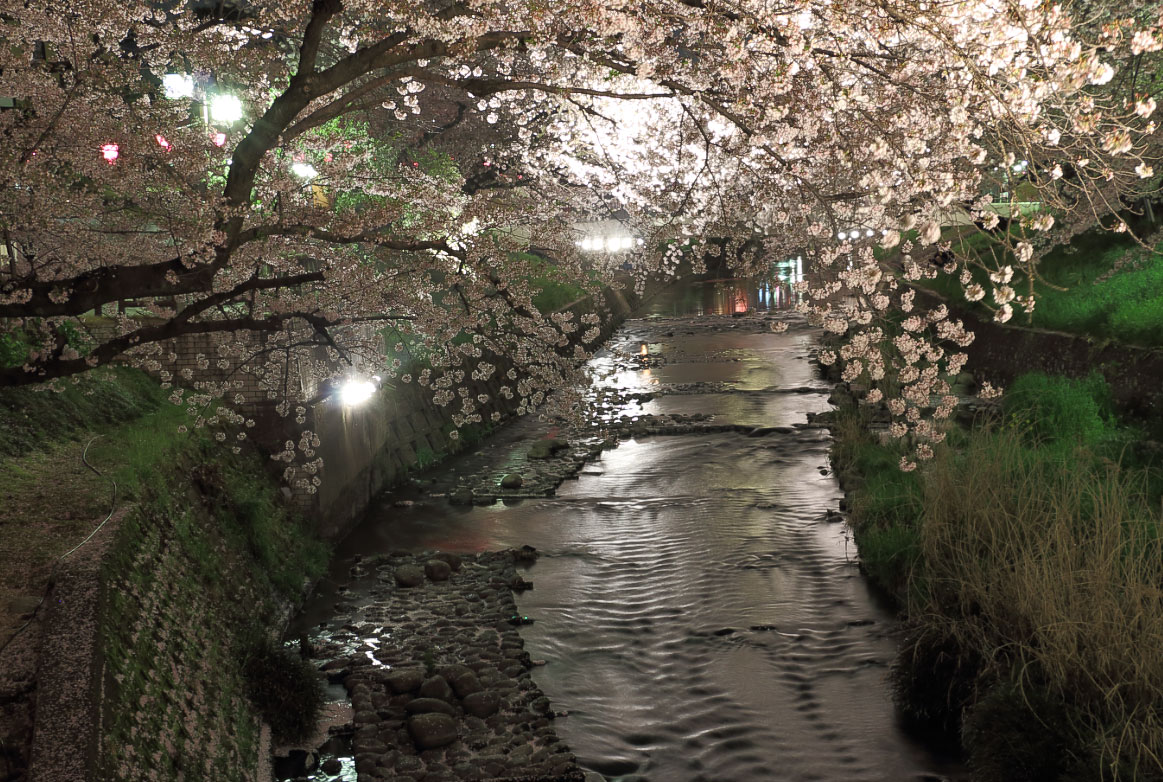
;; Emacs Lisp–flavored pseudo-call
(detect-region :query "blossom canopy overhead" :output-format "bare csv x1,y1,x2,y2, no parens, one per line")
1,0,1160,460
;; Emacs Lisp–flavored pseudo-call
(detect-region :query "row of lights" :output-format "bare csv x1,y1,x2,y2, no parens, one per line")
837,228,876,240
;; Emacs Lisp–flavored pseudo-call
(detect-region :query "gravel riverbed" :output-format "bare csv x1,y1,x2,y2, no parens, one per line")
293,548,588,782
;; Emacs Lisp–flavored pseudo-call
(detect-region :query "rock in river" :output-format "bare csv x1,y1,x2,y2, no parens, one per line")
394,565,425,588
386,667,425,694
462,691,500,718
431,551,462,571
419,674,455,702
448,670,482,698
424,558,452,581
408,713,458,750
404,697,457,716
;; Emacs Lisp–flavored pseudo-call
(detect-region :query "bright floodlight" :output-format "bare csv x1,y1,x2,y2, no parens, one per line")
339,378,377,407
162,73,194,99
836,230,847,240
291,161,318,180
209,93,244,124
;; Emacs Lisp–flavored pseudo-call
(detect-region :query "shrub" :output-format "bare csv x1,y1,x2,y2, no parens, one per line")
241,639,324,745
962,679,1086,782
1003,371,1113,449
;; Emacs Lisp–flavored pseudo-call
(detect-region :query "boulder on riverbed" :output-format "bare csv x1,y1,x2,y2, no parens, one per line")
431,551,462,571
527,438,569,459
424,558,452,581
500,473,524,489
462,690,500,718
419,674,455,701
404,697,457,716
407,712,458,750
385,668,425,694
447,668,482,698
393,565,425,588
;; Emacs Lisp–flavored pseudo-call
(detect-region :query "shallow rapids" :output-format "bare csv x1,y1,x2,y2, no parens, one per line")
304,280,965,781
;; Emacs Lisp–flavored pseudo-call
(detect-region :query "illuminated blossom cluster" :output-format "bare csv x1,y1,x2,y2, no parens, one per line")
0,0,1159,467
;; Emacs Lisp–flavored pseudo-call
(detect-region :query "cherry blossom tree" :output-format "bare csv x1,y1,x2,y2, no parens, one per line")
2,0,1160,463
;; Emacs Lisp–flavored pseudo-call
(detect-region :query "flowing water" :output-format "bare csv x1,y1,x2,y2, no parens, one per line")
301,279,965,781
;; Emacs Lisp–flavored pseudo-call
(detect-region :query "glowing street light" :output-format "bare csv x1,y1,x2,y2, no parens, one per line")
577,234,638,252
291,161,318,180
162,73,195,99
338,376,379,407
209,93,244,124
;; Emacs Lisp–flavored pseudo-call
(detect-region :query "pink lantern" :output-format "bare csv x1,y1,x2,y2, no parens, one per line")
101,143,119,164
212,132,227,147
155,134,172,150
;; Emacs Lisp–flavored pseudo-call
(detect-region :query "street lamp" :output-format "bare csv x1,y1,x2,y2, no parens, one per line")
209,93,244,124
291,161,318,180
162,73,195,99
339,376,379,407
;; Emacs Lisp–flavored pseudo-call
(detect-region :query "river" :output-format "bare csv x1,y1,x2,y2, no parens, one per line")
292,278,964,782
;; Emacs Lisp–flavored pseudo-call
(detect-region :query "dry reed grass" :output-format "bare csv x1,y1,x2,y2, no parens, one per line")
915,429,1163,779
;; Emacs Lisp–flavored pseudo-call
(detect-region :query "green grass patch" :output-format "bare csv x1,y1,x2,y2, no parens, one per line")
0,367,166,460
0,370,329,779
829,404,923,602
920,221,1163,347
1002,371,1115,450
1027,230,1163,345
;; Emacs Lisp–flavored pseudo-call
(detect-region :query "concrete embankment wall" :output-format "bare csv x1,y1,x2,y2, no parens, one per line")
20,418,326,782
302,279,652,539
961,311,1163,415
131,276,658,539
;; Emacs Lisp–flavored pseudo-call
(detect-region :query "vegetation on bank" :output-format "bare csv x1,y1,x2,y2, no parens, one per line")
927,223,1163,347
831,372,1163,781
0,369,328,780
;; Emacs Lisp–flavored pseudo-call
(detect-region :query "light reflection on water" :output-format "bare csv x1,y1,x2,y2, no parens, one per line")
297,279,965,782
642,278,800,317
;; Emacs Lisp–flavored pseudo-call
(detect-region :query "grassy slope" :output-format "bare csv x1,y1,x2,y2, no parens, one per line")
922,224,1163,346
0,369,328,780
0,368,170,637
97,429,327,781
832,373,1163,781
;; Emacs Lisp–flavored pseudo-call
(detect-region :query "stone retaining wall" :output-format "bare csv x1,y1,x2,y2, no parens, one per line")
301,277,666,540
119,274,667,538
918,288,1163,416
